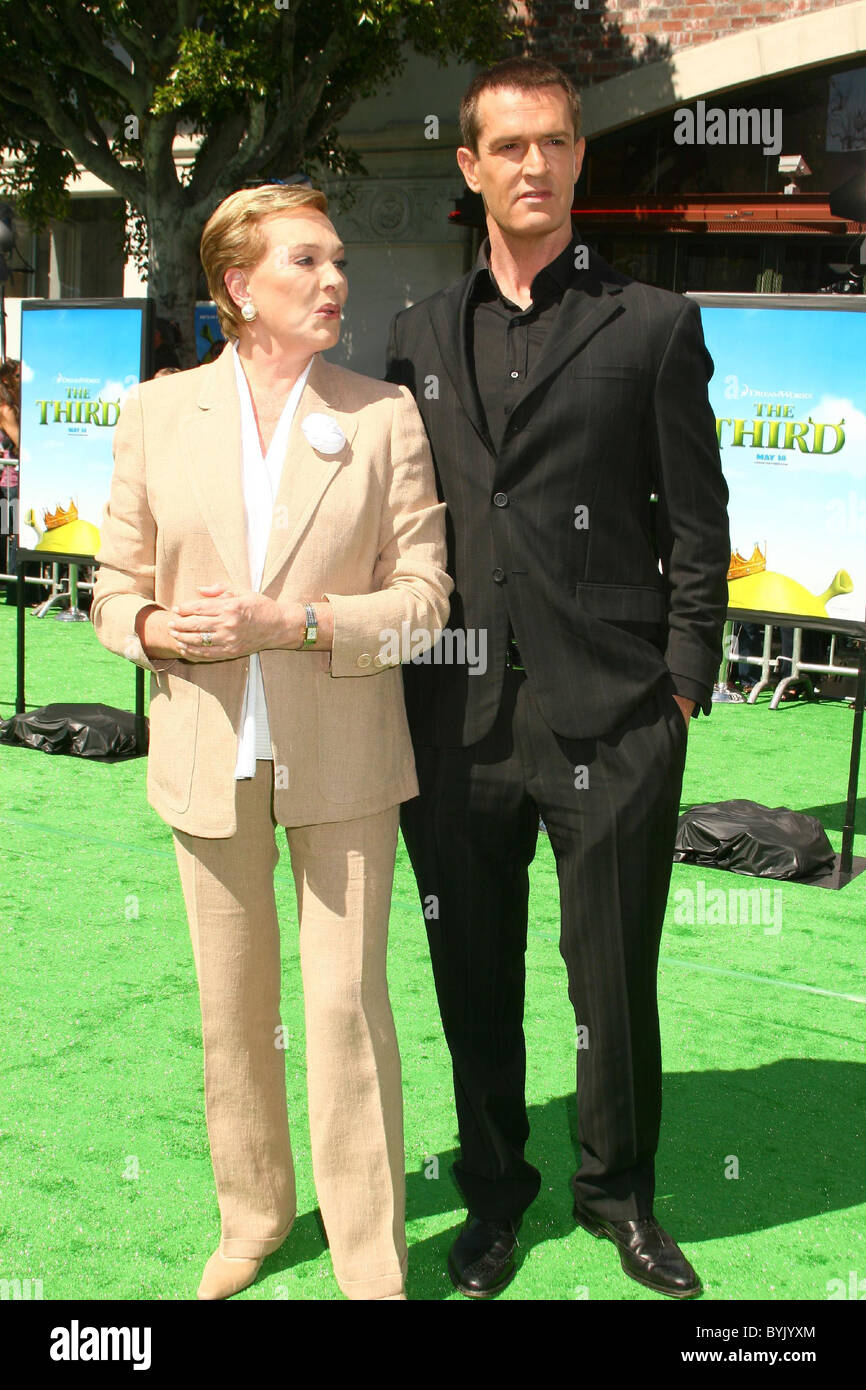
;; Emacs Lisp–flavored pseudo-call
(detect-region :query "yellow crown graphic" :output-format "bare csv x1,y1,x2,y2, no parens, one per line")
727,543,766,581
43,499,78,530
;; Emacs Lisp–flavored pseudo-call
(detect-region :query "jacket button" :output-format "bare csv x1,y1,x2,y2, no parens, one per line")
492,567,506,583
372,653,385,668
357,653,372,667
493,491,508,507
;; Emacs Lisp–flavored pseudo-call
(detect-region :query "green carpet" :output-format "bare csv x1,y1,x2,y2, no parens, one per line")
1,602,864,1301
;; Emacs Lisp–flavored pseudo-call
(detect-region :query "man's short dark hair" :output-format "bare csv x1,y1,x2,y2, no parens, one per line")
460,58,582,154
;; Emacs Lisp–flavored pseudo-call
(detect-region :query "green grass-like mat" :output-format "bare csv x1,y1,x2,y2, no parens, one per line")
1,602,864,1301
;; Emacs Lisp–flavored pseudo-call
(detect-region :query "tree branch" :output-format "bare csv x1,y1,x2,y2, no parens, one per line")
41,1,146,110
0,78,60,124
187,111,250,200
280,3,296,111
253,25,350,174
148,0,200,75
190,100,269,214
77,88,116,164
140,108,190,210
25,65,146,206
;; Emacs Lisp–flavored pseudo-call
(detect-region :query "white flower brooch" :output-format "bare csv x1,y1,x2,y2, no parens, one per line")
301,413,346,455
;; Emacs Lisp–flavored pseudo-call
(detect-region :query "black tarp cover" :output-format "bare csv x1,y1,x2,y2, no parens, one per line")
674,799,835,880
0,703,146,759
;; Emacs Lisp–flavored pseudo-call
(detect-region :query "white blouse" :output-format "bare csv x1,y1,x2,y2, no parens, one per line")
231,342,314,779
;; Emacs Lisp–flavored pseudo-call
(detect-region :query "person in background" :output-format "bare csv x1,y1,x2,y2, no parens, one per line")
0,357,18,454
153,317,181,373
0,358,21,602
731,621,762,695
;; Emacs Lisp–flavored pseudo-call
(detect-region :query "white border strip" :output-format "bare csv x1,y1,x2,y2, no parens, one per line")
661,955,866,1005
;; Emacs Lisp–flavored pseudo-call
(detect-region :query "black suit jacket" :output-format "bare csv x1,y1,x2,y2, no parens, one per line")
386,246,731,746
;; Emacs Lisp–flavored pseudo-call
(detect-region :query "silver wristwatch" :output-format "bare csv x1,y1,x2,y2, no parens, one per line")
302,603,318,649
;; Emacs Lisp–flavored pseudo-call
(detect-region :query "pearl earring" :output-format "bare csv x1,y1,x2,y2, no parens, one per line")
240,301,258,322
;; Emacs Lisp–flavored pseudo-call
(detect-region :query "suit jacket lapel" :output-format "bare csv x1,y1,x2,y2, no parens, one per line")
429,249,627,446
182,346,251,592
181,348,357,596
511,258,627,414
260,353,358,593
429,277,495,455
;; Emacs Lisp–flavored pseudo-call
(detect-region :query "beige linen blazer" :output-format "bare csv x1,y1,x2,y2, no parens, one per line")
91,346,452,837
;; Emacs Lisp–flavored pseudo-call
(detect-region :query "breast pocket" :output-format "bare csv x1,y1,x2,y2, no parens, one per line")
560,367,651,437
566,366,648,381
159,525,212,563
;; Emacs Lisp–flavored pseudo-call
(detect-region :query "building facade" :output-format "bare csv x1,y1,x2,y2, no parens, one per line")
1,1,865,377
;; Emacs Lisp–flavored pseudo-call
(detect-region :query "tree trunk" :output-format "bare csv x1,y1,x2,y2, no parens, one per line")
146,214,203,372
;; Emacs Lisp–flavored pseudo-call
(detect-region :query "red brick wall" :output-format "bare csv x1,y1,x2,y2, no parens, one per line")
509,0,860,84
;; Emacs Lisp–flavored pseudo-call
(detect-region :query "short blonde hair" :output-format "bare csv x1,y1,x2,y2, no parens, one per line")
200,184,330,340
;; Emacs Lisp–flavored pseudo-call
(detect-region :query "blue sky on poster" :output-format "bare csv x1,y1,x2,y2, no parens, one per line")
701,304,866,625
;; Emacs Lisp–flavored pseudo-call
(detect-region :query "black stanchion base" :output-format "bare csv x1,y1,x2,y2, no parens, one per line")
795,852,866,890
674,852,866,890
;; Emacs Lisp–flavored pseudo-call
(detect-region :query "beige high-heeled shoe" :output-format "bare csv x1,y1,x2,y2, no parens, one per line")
196,1248,264,1300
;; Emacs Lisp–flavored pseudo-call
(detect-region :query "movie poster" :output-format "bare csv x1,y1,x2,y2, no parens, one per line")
17,300,149,560
194,303,226,364
692,294,866,635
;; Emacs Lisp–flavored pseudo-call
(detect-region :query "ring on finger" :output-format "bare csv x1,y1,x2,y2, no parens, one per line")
201,631,213,647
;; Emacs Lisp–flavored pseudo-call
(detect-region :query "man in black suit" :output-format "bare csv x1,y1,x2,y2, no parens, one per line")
386,57,730,1299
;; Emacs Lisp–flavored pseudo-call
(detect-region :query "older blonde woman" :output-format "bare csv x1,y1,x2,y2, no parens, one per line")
91,185,451,1300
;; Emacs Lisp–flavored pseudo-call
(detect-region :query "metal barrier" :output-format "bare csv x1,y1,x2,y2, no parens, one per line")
730,625,859,709
2,560,93,619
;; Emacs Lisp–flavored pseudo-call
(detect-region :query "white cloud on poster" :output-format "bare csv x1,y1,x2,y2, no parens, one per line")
783,396,866,477
90,377,135,415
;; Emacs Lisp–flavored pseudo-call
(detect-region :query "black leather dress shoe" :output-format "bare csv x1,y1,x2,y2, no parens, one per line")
572,1197,702,1298
448,1216,521,1298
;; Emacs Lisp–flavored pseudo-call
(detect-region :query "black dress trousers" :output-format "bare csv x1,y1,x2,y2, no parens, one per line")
400,664,689,1224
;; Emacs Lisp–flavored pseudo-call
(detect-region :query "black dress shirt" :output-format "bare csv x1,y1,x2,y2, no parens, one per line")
467,233,577,453
466,231,706,715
